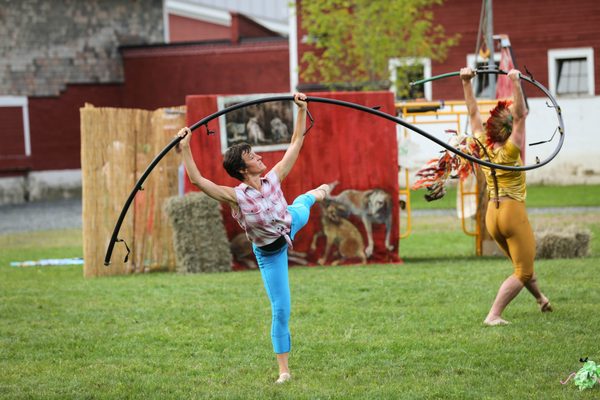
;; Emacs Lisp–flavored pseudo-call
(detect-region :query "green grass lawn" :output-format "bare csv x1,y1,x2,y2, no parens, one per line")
408,183,600,210
0,205,599,398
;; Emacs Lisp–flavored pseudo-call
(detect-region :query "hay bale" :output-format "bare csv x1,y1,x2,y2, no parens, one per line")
535,227,591,259
164,192,232,273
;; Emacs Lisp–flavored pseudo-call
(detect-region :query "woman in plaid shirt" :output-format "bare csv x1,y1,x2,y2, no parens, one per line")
178,93,329,384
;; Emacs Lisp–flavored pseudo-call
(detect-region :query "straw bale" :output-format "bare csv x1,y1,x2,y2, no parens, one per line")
164,192,232,273
535,227,591,259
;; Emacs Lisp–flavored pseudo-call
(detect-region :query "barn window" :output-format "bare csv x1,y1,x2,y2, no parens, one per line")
0,96,31,158
389,58,431,101
548,48,595,96
466,53,501,98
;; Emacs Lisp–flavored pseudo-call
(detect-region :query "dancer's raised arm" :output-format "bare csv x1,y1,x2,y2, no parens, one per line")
177,127,238,207
460,67,485,138
273,92,308,182
508,69,528,149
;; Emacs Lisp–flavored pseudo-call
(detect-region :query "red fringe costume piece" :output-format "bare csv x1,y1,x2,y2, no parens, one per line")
411,130,483,201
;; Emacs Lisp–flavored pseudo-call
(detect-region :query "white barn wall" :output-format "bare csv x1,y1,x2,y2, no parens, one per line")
399,96,600,186
526,97,600,184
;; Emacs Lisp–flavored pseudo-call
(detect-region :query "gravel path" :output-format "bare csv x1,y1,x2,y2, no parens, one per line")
0,198,82,234
0,198,598,234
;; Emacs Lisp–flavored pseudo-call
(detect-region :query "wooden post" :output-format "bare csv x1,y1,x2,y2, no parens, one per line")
475,166,503,256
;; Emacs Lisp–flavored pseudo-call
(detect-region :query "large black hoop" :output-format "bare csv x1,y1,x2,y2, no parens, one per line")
104,69,564,266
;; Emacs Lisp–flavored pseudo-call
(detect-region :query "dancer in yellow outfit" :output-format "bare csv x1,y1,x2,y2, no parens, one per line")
460,67,552,326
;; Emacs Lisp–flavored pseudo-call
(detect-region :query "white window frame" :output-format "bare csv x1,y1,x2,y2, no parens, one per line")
466,52,502,97
548,47,595,96
0,96,31,156
389,57,431,101
466,52,501,70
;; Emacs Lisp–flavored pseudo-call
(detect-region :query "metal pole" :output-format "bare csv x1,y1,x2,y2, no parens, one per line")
486,0,496,98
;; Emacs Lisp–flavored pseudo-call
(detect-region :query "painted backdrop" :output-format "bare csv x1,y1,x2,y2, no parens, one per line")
185,91,401,269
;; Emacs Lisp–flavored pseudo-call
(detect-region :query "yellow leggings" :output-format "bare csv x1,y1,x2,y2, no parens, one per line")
485,199,535,283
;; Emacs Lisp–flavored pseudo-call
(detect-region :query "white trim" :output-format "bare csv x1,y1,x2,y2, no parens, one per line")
466,53,502,97
0,96,27,107
163,0,171,43
548,47,595,96
466,52,501,70
0,96,31,156
246,16,288,36
165,0,289,36
288,0,298,92
167,0,231,26
388,58,431,100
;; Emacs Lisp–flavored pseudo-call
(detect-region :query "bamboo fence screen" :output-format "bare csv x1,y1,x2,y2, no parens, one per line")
80,104,185,277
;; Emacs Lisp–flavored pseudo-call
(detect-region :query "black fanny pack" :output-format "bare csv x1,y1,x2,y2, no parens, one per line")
258,236,287,252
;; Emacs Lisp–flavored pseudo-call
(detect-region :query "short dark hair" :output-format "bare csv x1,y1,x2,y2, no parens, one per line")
223,142,251,181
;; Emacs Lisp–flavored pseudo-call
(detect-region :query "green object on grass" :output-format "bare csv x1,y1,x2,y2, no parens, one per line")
574,360,600,391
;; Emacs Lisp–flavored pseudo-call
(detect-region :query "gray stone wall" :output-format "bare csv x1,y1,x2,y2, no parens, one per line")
0,0,164,96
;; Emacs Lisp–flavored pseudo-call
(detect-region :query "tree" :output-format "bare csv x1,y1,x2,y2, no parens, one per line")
300,0,459,96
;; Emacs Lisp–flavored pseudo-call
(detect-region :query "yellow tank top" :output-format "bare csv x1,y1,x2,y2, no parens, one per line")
479,139,526,202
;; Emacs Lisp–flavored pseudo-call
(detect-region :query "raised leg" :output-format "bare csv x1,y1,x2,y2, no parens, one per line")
307,184,332,202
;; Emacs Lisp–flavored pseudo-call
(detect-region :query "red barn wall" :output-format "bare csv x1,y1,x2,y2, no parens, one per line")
120,40,290,110
169,14,230,42
26,84,122,171
0,107,26,157
430,0,600,100
169,13,279,44
185,91,401,267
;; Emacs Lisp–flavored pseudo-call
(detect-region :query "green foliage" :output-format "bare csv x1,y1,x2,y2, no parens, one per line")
574,360,600,391
301,0,459,93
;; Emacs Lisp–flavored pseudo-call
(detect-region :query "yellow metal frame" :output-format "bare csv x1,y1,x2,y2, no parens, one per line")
396,99,498,249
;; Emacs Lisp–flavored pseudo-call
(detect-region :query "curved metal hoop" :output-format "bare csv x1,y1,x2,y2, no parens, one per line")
410,68,565,162
104,69,564,265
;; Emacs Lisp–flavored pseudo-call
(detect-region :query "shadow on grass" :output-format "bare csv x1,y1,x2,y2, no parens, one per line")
401,255,502,264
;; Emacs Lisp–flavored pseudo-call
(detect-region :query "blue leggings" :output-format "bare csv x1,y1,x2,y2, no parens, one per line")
252,194,316,354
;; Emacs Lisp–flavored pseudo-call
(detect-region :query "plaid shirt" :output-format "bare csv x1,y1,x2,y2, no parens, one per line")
232,169,292,247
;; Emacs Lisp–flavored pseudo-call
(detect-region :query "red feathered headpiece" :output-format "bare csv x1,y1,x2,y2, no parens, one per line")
485,100,513,147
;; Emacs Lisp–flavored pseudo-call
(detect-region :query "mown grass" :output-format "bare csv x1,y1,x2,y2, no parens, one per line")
409,183,600,210
0,200,599,399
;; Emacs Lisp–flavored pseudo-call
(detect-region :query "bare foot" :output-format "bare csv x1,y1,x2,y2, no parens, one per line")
539,297,553,312
276,372,291,384
309,184,331,201
483,317,510,326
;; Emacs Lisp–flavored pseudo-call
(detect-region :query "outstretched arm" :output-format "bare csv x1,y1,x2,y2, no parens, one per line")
507,69,527,149
177,127,238,207
460,67,485,139
273,92,308,182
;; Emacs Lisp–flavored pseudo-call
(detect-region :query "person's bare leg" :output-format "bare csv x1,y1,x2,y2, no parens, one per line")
484,275,524,325
307,184,331,202
275,353,291,383
524,274,552,312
